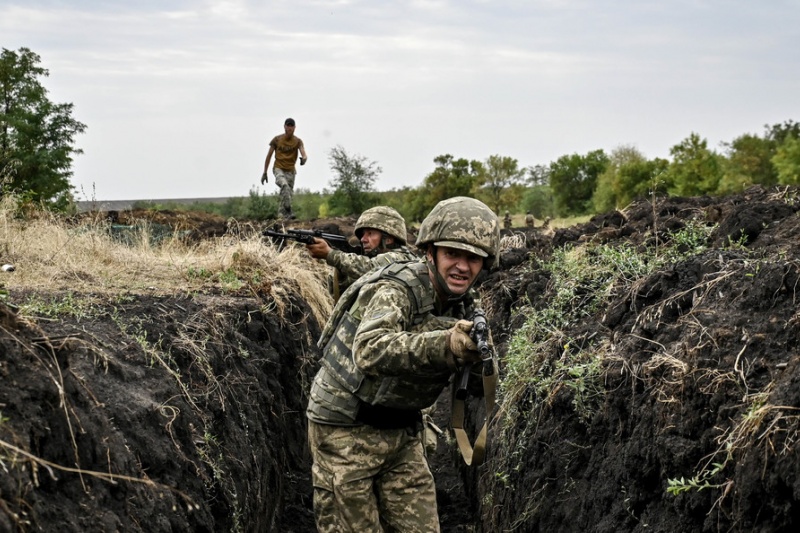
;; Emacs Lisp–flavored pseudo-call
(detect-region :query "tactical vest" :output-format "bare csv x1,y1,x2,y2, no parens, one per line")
329,246,418,300
308,261,470,425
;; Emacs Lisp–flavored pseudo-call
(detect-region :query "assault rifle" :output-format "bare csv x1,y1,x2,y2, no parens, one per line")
263,227,362,255
455,308,495,400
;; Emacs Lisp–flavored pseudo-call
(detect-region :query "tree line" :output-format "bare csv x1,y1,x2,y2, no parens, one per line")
314,119,800,224
3,47,799,221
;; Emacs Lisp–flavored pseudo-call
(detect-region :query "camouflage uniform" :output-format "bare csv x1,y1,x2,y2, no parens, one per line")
326,206,417,299
326,247,417,296
306,197,500,533
274,169,296,218
525,212,535,228
503,211,512,229
308,262,472,532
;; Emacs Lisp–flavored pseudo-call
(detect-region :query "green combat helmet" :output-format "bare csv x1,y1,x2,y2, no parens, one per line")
416,196,500,269
354,206,407,245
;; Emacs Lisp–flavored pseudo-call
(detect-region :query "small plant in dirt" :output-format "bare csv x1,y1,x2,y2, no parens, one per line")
217,268,244,291
666,463,728,495
501,219,721,434
19,292,97,319
666,390,800,499
664,219,714,259
186,266,214,280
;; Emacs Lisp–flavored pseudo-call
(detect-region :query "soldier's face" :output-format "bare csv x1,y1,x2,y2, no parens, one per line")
361,229,392,254
429,246,484,295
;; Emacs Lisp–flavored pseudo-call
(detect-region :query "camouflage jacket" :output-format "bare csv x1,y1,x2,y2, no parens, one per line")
325,246,418,300
307,260,475,426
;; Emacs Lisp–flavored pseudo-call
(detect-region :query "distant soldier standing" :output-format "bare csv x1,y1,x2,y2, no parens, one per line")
261,117,307,219
525,211,535,228
504,210,513,229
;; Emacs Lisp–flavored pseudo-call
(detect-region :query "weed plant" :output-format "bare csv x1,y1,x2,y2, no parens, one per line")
501,220,717,432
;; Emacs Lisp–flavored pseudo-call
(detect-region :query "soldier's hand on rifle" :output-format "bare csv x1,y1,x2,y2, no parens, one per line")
306,237,332,260
446,320,482,367
261,171,269,184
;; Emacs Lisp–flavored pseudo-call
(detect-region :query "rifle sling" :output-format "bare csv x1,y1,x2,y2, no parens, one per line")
451,366,497,466
332,269,341,302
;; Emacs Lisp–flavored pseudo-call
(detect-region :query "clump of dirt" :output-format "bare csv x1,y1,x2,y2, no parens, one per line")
4,185,800,532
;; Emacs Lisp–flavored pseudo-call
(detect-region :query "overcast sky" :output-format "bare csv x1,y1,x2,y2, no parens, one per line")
2,0,798,201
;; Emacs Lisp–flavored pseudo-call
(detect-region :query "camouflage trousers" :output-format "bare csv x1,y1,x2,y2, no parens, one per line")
273,168,296,217
308,420,440,533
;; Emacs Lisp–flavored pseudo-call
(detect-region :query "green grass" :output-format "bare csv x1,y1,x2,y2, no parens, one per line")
501,218,718,431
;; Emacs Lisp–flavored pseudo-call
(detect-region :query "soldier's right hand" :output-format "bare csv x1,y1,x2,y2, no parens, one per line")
261,172,268,184
306,237,332,260
446,320,482,367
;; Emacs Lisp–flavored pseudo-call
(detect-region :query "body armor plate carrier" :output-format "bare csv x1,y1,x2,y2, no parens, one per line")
308,261,467,425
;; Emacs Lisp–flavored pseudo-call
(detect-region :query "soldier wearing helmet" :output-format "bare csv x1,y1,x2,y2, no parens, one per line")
525,211,535,228
306,206,417,300
307,197,499,532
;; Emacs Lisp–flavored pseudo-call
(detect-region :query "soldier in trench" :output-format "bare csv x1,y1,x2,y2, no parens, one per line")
306,196,500,532
305,206,417,302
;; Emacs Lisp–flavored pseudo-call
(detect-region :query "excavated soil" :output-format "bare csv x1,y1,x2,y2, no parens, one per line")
479,186,800,532
3,185,800,532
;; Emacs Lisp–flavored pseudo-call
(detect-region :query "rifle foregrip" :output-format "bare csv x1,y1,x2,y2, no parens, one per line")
455,366,471,400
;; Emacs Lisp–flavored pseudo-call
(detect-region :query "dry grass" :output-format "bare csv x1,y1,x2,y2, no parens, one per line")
0,198,333,326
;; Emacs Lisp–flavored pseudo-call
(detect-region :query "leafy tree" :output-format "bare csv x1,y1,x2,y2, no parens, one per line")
719,133,777,193
549,149,609,215
592,146,668,212
406,154,483,221
716,121,799,194
520,185,556,220
479,154,525,213
592,146,643,212
662,133,722,197
773,136,800,185
326,145,380,216
617,158,669,205
0,47,86,209
765,120,800,145
526,164,550,187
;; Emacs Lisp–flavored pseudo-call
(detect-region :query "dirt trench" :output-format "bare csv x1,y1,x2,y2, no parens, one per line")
4,185,800,532
478,185,800,532
0,292,319,532
0,286,475,531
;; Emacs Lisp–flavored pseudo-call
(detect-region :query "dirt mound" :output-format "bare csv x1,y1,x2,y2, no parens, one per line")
479,185,800,532
75,208,365,244
0,292,318,532
4,186,800,532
